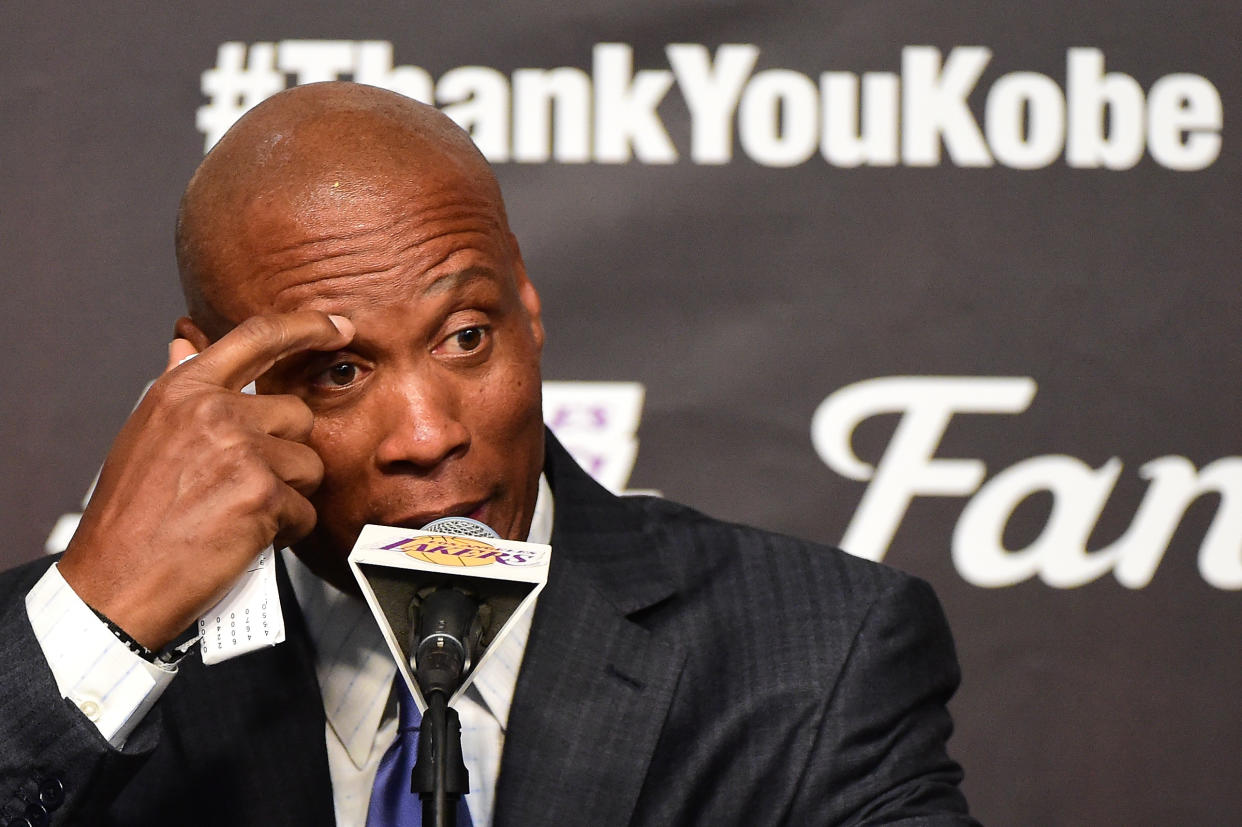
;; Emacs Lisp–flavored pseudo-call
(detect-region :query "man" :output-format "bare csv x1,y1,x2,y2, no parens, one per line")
0,82,976,825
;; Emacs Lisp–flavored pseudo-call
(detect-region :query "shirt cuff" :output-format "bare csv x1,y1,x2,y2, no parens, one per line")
25,563,177,748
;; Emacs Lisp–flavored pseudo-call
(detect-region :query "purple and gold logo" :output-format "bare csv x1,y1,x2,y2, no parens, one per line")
381,534,539,567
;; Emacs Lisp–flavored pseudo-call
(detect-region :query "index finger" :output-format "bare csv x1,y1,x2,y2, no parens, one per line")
179,312,355,391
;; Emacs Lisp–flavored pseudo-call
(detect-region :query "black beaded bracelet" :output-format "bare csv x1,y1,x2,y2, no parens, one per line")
86,606,198,666
87,606,158,662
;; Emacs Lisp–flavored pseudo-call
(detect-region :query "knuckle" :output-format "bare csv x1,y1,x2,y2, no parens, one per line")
213,444,267,494
197,394,233,425
237,315,288,351
310,448,325,481
237,474,285,515
215,442,259,479
280,444,324,496
276,493,318,545
143,377,176,407
277,396,316,440
295,403,316,439
290,496,317,533
297,446,325,486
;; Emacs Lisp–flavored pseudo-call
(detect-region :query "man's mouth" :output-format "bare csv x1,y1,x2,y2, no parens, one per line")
384,499,491,531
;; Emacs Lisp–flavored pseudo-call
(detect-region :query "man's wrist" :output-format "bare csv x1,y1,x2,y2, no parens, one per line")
86,604,198,667
26,563,181,746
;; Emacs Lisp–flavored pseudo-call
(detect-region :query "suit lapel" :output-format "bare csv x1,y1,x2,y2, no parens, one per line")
495,434,686,827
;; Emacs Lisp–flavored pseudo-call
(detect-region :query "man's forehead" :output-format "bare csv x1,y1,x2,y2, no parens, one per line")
178,83,512,335
202,150,511,317
246,186,499,271
266,263,508,314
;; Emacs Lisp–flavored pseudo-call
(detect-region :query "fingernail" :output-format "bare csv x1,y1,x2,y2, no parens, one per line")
328,314,354,337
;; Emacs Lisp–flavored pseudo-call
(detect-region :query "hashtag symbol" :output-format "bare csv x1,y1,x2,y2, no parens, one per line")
197,42,287,153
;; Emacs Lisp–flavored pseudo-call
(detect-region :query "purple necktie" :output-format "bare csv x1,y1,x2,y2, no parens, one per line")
366,679,473,826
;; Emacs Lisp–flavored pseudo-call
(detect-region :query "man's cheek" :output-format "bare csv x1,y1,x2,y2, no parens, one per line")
306,435,371,526
310,419,370,478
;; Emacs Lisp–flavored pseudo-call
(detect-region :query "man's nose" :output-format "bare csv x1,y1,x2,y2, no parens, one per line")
373,376,471,471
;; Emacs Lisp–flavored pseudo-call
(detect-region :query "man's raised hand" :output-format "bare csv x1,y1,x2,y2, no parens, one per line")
57,311,354,650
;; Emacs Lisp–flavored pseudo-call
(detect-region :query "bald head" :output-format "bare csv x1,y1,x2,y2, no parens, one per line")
176,82,508,338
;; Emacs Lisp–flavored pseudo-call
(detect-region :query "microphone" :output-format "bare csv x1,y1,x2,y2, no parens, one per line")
408,517,499,698
347,516,550,701
406,516,500,822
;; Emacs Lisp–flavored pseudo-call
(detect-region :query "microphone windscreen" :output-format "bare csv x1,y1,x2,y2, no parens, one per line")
420,516,499,539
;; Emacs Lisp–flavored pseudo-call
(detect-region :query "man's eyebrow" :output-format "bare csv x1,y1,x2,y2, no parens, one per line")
422,266,500,296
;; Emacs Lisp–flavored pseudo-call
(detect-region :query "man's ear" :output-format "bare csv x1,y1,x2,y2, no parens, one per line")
174,316,212,352
509,234,544,352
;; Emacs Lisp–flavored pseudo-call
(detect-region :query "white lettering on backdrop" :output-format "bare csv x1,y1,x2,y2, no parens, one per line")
198,42,1223,171
811,377,1242,590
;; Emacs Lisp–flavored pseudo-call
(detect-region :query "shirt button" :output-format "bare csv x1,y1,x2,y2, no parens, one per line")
78,699,101,721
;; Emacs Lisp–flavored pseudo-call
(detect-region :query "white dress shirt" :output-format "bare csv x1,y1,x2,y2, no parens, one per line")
26,475,553,827
25,568,177,745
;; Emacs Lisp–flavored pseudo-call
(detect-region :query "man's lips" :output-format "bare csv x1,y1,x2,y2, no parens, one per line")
382,499,490,530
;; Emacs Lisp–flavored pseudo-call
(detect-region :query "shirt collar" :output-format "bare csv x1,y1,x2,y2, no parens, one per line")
527,472,554,546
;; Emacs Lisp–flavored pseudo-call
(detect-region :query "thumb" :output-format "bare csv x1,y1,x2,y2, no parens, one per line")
165,338,199,373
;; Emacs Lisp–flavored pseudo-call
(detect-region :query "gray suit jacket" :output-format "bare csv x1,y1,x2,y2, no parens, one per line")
0,434,975,825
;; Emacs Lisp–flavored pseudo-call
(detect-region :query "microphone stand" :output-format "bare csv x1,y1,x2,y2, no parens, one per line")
409,587,480,826
412,689,469,827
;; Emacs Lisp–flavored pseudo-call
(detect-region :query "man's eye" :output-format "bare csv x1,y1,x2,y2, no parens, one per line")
454,327,485,352
314,362,360,387
439,326,489,356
